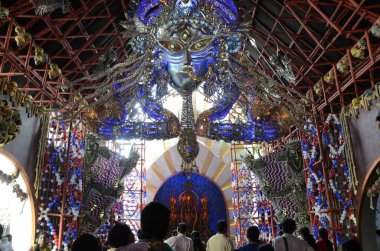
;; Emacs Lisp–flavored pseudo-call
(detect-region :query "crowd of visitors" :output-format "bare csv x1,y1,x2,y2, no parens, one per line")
1,203,364,251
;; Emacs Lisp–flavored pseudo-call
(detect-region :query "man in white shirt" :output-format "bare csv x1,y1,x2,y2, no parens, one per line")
206,220,234,251
165,223,193,251
0,224,13,251
272,219,314,251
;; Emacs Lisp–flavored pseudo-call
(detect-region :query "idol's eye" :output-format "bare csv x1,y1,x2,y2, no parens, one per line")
159,40,184,53
189,37,214,52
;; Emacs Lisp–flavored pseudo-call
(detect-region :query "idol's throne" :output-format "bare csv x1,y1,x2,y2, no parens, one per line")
168,191,212,240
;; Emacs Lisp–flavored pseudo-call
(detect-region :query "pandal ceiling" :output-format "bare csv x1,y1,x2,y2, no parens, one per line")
60,0,310,172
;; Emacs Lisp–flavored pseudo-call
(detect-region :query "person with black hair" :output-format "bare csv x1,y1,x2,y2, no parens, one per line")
298,227,317,251
316,228,333,251
30,231,50,251
342,239,362,251
0,224,13,251
165,223,193,251
118,202,173,251
272,219,314,251
206,220,234,251
108,223,135,249
257,244,274,251
237,226,261,251
137,229,147,243
191,231,205,251
72,233,102,251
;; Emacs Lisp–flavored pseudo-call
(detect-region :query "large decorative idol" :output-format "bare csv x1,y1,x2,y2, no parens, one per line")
68,0,310,172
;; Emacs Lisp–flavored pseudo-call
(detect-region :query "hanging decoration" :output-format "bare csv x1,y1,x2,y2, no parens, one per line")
79,137,139,234
322,114,357,243
14,25,32,47
243,141,310,228
0,78,42,117
63,0,312,173
48,63,62,80
36,114,85,251
0,100,21,146
34,47,48,65
232,158,275,247
323,70,335,85
269,48,296,83
367,167,380,210
350,40,366,59
336,56,349,75
0,170,28,201
31,0,71,15
301,124,330,237
370,19,380,38
0,2,9,19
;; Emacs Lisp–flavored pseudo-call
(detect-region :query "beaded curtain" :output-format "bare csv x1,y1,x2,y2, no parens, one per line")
231,144,276,247
36,114,85,251
301,114,357,246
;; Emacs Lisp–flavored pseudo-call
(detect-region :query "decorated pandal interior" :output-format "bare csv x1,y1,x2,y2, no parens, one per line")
0,0,380,250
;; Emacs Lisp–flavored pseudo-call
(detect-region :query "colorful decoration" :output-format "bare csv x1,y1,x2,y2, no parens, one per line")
36,114,85,250
336,56,349,75
0,2,9,19
34,46,48,65
301,115,357,244
341,84,380,118
269,48,295,83
243,141,309,227
0,100,21,146
0,78,41,117
323,70,335,84
14,25,32,47
65,0,311,172
313,83,323,96
31,0,71,15
350,40,366,59
154,173,226,238
232,159,275,246
80,138,139,234
370,20,380,38
48,63,62,80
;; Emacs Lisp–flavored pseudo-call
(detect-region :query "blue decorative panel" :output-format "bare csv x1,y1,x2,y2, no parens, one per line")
154,173,227,234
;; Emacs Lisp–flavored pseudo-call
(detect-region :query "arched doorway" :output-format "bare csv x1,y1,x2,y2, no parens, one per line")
359,159,380,251
0,152,35,251
154,173,228,241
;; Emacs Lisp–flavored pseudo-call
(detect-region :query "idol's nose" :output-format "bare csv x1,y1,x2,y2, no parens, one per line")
183,49,192,66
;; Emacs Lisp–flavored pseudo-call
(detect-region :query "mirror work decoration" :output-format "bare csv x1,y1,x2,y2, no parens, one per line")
79,138,140,234
66,0,311,173
243,141,309,227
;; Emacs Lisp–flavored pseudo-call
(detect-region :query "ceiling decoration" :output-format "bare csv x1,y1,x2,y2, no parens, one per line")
62,0,311,172
0,1,379,169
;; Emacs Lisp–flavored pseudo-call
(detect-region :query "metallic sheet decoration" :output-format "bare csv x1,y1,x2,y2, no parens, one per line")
65,0,312,173
31,0,70,15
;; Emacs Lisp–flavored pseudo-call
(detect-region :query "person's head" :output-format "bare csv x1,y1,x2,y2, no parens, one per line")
191,231,201,240
216,220,228,234
172,230,178,236
137,229,146,240
257,244,275,251
141,202,170,241
281,218,297,234
318,228,329,239
108,223,135,248
37,232,49,247
5,234,12,242
298,227,311,238
72,233,102,251
342,239,362,251
178,223,187,234
246,226,260,242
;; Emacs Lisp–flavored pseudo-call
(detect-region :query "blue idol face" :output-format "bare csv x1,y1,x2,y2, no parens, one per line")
158,25,217,95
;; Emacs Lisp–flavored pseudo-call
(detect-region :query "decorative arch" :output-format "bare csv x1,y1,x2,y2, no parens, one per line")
0,149,36,250
153,173,228,236
358,156,380,251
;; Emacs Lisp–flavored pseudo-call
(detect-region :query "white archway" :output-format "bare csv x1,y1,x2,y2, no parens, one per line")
0,152,34,251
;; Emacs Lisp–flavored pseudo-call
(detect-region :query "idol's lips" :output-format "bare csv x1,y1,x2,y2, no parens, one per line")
178,65,195,74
